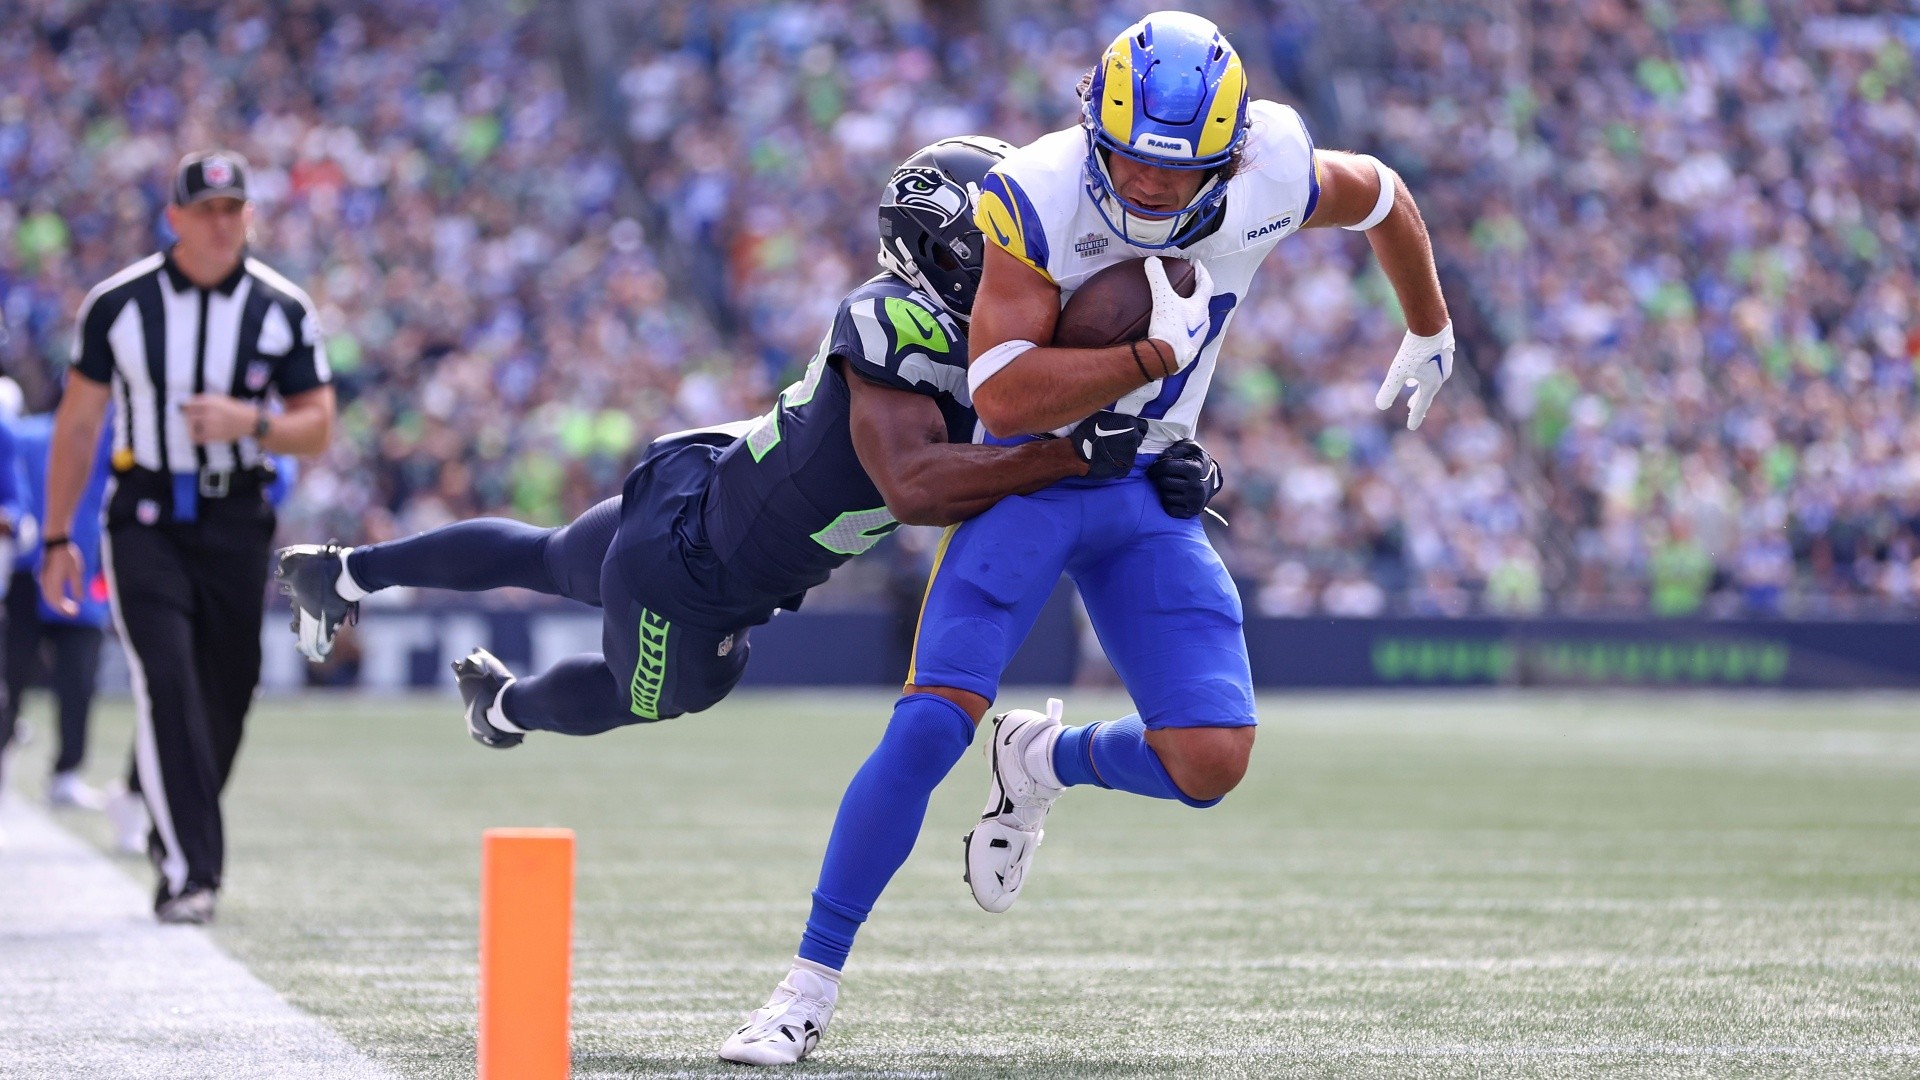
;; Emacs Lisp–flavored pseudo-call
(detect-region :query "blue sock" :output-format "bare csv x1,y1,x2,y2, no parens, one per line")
798,694,975,970
1052,714,1221,808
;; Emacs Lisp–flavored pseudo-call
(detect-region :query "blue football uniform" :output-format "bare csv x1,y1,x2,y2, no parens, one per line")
905,100,1322,728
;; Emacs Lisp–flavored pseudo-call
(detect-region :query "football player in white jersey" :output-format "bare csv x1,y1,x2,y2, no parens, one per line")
720,10,1451,1065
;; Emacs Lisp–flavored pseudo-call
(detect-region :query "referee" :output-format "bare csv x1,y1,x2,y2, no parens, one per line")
41,150,335,924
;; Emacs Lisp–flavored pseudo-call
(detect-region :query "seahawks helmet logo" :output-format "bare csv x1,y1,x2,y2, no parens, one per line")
887,167,968,226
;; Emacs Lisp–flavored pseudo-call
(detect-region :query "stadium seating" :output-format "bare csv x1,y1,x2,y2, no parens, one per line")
2,0,1914,616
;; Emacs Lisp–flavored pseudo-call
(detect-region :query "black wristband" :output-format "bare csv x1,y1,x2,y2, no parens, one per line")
1129,341,1155,384
253,408,271,440
44,535,71,550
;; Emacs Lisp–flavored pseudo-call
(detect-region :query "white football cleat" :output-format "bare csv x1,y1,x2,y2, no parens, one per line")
964,697,1066,913
719,967,837,1066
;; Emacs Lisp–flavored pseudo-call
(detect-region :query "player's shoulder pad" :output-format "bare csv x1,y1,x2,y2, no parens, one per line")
974,130,1082,283
1246,100,1315,173
831,276,971,403
1240,100,1320,229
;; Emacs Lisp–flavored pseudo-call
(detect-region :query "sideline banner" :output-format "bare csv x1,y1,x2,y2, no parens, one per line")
1245,617,1920,689
239,600,1920,692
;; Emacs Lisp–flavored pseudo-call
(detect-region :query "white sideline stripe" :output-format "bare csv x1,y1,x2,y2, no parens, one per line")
101,524,188,896
0,800,401,1079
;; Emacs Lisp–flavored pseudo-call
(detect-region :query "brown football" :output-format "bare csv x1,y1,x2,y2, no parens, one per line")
1051,257,1196,349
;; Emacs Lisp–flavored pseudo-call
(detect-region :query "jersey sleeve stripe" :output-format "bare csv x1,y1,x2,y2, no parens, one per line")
1304,135,1323,225
849,299,891,365
976,172,1053,281
896,354,970,401
904,524,959,687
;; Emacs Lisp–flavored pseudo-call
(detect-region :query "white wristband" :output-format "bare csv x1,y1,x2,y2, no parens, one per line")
1341,155,1396,232
967,339,1037,397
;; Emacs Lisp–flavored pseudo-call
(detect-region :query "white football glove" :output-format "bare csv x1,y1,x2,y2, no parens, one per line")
1144,256,1216,374
1374,322,1456,431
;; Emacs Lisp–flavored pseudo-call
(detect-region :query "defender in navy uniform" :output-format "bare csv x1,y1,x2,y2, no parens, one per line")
276,137,1224,742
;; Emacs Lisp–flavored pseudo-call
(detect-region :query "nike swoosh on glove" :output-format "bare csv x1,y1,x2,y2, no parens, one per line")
1146,439,1224,519
1069,411,1148,480
1374,322,1456,431
1144,257,1216,373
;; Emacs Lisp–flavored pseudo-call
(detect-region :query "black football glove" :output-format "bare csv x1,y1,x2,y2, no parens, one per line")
1068,411,1148,480
1148,439,1224,519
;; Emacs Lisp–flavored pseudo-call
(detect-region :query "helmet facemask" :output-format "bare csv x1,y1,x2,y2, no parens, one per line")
1083,136,1232,249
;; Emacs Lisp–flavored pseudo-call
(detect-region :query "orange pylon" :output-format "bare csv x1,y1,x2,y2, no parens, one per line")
480,828,574,1080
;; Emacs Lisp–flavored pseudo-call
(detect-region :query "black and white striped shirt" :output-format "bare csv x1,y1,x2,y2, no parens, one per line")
71,250,331,475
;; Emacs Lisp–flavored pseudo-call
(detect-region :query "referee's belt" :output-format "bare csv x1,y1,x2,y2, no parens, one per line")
114,465,273,522
117,464,273,495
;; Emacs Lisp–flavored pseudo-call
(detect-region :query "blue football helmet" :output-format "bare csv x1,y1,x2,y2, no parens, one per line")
1082,11,1250,249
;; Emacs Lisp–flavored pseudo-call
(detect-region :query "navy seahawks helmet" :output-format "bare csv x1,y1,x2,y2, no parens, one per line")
878,135,1017,324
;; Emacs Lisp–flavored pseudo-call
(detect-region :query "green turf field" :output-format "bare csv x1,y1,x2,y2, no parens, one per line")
31,690,1920,1078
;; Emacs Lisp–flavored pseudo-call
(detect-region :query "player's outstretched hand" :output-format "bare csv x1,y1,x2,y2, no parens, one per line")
1069,411,1147,480
1147,439,1224,519
1374,322,1456,431
1144,257,1215,375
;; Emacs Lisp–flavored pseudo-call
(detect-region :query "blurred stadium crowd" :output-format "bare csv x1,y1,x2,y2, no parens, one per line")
1,0,1916,617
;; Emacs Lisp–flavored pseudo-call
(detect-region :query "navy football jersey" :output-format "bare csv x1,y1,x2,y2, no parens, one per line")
695,274,973,619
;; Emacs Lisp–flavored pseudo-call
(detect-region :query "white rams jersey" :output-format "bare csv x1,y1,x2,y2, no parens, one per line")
976,99,1318,452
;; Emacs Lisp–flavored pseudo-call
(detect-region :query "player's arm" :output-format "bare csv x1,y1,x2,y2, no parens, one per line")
180,385,334,454
842,360,1087,526
259,385,335,455
966,247,1167,439
41,371,111,615
1305,149,1456,430
1303,150,1448,336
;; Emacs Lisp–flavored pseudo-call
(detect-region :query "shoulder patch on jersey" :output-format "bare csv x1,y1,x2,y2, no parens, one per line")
884,296,950,354
835,286,970,404
976,172,1053,281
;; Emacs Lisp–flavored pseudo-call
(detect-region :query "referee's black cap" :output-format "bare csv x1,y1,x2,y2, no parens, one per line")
173,150,250,206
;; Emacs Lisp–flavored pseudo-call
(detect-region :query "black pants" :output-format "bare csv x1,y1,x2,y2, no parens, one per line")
1,568,104,775
105,481,274,900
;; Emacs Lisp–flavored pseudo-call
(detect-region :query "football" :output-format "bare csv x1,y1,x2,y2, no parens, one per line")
1051,257,1196,349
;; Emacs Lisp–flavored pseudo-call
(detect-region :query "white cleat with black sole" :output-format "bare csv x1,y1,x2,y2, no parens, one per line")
719,966,837,1065
964,697,1066,913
